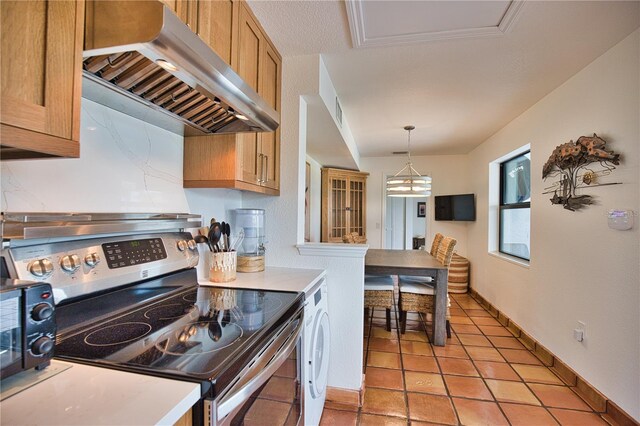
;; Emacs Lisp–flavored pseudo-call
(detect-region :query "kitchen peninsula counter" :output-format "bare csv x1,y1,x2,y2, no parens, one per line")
198,266,326,295
1,360,200,425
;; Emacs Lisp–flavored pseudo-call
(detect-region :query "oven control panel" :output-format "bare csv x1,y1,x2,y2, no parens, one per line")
6,232,199,304
102,238,168,269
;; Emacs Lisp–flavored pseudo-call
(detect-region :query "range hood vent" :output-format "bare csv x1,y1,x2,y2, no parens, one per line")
82,1,279,136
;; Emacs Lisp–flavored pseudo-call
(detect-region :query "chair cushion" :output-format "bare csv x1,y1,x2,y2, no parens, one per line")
399,281,436,295
364,274,394,291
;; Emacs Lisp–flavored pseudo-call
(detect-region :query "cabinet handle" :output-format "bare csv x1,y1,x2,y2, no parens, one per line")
263,155,269,183
257,154,264,183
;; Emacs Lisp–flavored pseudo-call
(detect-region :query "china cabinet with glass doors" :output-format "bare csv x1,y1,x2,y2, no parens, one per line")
321,168,369,243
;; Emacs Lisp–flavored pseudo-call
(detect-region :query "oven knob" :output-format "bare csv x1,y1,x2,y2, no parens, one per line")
84,252,100,267
28,259,53,278
187,239,197,251
31,303,53,321
60,254,81,273
31,336,54,356
177,240,188,251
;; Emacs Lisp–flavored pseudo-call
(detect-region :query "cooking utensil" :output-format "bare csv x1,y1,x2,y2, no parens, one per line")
224,222,231,252
209,221,221,252
194,234,211,252
220,222,227,251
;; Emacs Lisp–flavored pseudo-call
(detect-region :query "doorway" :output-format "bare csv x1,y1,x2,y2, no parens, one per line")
384,197,427,249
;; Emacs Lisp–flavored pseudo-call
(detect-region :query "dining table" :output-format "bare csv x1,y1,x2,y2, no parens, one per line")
365,248,448,346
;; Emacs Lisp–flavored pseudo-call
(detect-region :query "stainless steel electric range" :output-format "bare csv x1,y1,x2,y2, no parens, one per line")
1,213,305,426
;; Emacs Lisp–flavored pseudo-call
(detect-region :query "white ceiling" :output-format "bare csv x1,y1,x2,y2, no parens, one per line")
248,1,640,158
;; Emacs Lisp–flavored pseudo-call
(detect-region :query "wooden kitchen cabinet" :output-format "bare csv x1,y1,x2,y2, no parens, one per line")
0,0,84,159
160,0,234,65
183,0,281,195
321,168,369,243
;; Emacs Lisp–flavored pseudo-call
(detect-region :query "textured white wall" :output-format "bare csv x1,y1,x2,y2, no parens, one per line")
360,155,471,255
467,30,640,420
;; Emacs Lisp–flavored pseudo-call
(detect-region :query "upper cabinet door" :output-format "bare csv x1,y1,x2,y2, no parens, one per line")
197,0,234,65
235,2,261,92
1,0,83,158
259,42,281,190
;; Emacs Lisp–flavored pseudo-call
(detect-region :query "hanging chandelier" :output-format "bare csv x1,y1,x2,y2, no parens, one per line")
386,125,432,197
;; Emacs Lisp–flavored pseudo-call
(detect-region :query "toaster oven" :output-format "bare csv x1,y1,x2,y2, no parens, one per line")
0,280,56,379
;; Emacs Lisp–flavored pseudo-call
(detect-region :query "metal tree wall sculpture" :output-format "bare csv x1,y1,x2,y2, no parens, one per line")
542,134,620,211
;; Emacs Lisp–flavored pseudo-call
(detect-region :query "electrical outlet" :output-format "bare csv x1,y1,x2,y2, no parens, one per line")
573,321,586,342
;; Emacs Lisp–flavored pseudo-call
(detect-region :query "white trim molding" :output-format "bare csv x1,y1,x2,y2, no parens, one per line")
296,243,369,258
346,0,526,49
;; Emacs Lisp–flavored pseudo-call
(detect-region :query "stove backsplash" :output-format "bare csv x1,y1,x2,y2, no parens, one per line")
0,99,241,221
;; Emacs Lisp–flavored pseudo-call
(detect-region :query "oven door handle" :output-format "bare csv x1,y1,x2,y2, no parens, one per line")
216,310,304,421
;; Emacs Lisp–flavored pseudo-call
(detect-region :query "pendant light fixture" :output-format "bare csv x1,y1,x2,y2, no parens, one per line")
386,125,432,197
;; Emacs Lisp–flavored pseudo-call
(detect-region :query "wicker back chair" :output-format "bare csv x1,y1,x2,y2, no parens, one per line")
364,274,394,331
429,233,444,256
398,237,457,337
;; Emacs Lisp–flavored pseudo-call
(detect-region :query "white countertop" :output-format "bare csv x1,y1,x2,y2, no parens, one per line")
1,360,201,426
198,266,326,294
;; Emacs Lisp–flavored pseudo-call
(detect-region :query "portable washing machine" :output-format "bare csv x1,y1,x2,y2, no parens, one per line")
304,279,330,425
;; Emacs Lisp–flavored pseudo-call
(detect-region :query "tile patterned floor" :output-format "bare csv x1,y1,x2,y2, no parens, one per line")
321,292,614,426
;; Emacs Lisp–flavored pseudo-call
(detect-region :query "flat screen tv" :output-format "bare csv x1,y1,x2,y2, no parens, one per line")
434,194,476,221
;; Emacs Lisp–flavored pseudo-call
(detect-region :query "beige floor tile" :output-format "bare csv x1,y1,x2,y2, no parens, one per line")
498,348,543,365
362,388,407,418
457,333,492,347
548,408,609,425
437,358,479,377
399,330,429,343
500,403,559,425
470,316,502,326
368,351,402,369
402,354,440,373
359,413,408,426
487,336,526,349
466,346,505,362
322,401,359,412
404,371,447,395
529,384,591,411
485,379,541,405
319,408,358,426
432,344,469,359
449,316,474,325
400,340,433,356
407,393,457,424
465,309,493,318
444,375,493,400
474,361,521,381
451,324,482,334
371,327,397,339
512,364,564,385
452,397,509,426
365,367,405,390
369,338,401,353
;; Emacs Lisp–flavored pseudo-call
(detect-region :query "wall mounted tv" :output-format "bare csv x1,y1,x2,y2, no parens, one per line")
434,194,476,221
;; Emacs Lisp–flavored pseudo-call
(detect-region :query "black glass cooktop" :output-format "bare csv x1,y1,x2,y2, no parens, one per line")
54,270,303,396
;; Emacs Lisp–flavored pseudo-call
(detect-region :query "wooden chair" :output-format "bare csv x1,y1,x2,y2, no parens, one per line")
398,236,457,336
364,274,394,331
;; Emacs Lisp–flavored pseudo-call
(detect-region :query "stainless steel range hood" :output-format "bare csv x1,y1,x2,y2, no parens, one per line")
82,1,279,136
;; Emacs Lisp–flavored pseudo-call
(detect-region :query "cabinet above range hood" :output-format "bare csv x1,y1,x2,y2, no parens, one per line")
82,1,279,136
